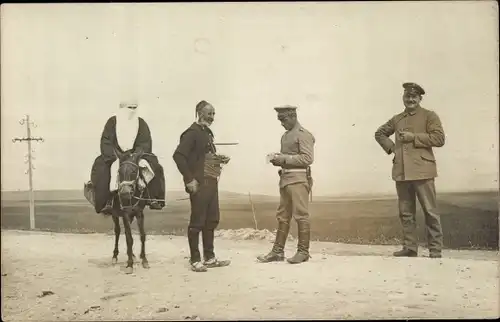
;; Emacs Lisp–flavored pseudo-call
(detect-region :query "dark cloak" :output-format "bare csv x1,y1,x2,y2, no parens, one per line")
90,116,165,213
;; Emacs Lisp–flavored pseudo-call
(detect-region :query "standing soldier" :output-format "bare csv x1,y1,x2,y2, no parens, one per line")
375,82,446,258
257,105,315,264
172,100,231,272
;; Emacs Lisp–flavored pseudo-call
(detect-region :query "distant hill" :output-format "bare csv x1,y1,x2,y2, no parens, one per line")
1,188,497,205
0,189,278,203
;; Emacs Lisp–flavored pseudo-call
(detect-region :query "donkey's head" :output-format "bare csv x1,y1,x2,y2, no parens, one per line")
114,148,144,210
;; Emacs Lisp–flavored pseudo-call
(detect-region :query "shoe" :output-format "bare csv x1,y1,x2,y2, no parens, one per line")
149,201,164,210
190,261,207,272
393,249,418,257
203,257,231,268
429,252,442,258
100,199,114,215
287,251,311,264
257,250,285,263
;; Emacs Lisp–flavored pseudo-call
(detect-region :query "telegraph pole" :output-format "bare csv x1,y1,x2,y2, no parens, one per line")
12,115,44,230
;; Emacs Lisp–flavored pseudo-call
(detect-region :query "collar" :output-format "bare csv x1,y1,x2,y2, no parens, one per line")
193,122,214,137
287,121,301,132
404,106,421,116
196,120,211,127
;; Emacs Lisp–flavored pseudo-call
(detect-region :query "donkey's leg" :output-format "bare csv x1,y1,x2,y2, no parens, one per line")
137,210,149,269
112,215,120,265
122,212,134,274
130,215,137,262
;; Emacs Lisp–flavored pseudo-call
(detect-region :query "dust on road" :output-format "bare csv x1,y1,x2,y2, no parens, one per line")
1,229,499,320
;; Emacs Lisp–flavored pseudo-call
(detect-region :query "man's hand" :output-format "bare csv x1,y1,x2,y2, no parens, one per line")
186,179,199,194
217,154,231,164
270,153,287,166
398,131,415,143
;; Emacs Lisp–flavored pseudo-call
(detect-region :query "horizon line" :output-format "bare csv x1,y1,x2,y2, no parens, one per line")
1,187,498,198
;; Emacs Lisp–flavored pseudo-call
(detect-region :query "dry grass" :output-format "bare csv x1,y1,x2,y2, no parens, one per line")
1,190,498,250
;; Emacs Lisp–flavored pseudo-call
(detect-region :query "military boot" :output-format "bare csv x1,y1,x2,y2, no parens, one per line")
287,221,311,264
257,222,289,263
393,248,418,257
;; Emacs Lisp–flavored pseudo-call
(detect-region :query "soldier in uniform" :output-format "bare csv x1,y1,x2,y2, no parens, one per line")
257,105,315,264
375,82,446,258
172,100,231,272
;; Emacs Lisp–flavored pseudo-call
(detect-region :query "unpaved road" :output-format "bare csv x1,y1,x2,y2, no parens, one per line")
1,229,499,320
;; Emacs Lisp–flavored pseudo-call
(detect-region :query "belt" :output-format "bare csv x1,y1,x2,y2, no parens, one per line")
281,169,307,173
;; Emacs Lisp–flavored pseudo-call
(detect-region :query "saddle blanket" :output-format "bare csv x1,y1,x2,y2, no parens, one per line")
110,158,155,191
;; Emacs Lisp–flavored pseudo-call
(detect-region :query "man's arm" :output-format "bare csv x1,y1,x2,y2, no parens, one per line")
374,117,396,154
100,117,117,163
413,111,445,148
135,118,153,153
280,132,315,167
172,129,197,185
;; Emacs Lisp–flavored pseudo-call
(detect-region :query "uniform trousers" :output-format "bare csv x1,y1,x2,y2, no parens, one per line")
276,182,310,225
395,178,443,253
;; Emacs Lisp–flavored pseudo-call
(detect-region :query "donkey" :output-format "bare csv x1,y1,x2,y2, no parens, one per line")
109,148,150,274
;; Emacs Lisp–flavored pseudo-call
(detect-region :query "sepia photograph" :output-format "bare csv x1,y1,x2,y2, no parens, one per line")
1,1,499,320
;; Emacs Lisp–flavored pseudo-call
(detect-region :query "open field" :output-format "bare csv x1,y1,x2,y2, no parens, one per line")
1,230,499,321
1,190,498,250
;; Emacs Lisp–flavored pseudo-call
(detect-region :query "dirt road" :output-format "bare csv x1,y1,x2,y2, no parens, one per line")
1,229,498,320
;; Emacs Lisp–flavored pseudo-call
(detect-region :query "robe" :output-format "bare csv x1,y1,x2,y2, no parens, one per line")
110,112,153,190
90,115,166,213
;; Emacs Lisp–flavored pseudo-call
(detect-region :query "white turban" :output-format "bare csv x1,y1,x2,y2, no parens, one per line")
119,99,139,109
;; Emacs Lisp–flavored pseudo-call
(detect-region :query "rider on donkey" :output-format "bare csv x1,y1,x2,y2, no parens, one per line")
90,99,166,214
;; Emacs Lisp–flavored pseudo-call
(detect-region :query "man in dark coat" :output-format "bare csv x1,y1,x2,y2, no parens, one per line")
90,100,166,214
172,100,231,272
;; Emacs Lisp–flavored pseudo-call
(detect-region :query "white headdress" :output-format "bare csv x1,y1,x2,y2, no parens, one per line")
115,99,139,152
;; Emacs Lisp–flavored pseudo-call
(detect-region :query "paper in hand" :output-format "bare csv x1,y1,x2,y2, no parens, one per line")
266,153,278,163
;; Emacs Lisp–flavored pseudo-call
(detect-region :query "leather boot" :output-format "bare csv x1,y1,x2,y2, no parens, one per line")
257,222,289,263
393,248,418,257
287,220,311,264
429,251,442,258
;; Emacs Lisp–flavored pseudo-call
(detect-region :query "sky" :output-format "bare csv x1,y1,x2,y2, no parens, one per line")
1,1,498,196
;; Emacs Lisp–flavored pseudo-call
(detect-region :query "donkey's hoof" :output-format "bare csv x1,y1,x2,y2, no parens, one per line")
111,257,118,265
142,261,150,269
124,266,134,275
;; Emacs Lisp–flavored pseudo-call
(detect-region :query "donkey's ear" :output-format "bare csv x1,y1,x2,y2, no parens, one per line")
133,150,144,162
113,147,123,160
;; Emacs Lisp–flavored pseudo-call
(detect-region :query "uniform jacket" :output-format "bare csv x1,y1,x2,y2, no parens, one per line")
375,106,445,181
172,122,215,187
278,122,315,188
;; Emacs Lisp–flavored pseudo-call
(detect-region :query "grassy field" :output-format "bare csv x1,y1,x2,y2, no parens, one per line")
1,189,498,250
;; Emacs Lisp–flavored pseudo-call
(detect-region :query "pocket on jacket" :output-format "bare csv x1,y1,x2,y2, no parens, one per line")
421,155,436,162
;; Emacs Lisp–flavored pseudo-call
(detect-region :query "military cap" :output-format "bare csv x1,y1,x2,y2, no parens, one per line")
403,82,425,95
274,105,298,113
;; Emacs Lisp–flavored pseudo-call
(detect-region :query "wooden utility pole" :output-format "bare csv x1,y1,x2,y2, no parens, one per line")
12,115,44,230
